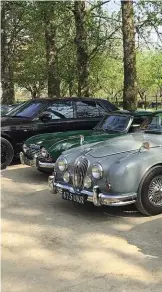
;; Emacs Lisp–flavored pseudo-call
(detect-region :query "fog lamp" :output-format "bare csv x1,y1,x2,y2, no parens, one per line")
63,171,70,183
84,176,92,189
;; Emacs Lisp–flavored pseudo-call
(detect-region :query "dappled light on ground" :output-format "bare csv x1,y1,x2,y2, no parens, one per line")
2,165,162,292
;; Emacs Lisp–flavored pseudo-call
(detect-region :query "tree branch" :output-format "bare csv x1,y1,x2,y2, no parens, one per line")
88,1,111,13
89,27,120,59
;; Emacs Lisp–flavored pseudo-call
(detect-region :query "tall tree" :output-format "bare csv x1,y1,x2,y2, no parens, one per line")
13,3,47,99
1,1,28,104
121,0,137,110
40,2,60,98
73,1,89,97
1,2,14,104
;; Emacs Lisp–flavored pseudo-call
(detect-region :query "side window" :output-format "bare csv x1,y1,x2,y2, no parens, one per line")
97,103,108,116
46,101,74,119
42,110,62,120
76,100,100,118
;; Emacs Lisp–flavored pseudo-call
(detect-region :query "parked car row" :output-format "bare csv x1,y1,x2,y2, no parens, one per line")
1,98,162,216
48,111,162,216
20,110,153,172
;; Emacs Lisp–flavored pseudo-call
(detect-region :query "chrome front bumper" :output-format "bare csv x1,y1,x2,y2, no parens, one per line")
38,161,55,169
48,175,137,207
20,152,55,169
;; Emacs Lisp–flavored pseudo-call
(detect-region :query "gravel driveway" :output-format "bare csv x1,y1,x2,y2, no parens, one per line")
2,164,162,292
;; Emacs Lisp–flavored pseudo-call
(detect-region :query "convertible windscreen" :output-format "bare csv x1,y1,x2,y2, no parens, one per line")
146,113,162,133
98,115,130,132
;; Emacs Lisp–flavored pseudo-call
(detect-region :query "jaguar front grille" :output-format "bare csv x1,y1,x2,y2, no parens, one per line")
73,156,88,189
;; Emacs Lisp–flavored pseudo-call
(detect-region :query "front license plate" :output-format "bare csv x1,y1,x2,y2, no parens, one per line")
62,190,85,204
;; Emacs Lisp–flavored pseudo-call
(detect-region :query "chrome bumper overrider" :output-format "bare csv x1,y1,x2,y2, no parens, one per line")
20,152,55,169
48,175,137,207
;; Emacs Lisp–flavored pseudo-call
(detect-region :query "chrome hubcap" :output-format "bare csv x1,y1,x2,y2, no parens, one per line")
148,175,162,207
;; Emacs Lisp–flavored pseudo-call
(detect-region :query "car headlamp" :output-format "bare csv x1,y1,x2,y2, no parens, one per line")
41,147,49,158
84,176,92,189
63,171,70,183
92,164,103,179
23,144,28,153
58,157,68,172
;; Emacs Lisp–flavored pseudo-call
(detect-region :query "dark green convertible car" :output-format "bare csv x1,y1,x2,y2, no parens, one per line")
20,110,153,172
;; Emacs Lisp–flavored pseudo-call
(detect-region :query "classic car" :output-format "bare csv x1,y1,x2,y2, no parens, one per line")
48,111,162,216
20,110,153,172
1,97,117,169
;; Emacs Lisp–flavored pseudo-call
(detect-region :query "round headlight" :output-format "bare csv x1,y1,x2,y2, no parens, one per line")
41,147,49,158
63,171,70,183
23,144,28,153
58,157,68,172
92,164,103,179
84,176,92,189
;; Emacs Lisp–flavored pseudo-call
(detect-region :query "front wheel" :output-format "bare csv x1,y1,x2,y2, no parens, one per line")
136,166,162,216
1,138,14,170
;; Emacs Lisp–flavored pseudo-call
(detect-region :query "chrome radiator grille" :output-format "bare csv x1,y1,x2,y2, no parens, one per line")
73,157,88,189
26,145,41,158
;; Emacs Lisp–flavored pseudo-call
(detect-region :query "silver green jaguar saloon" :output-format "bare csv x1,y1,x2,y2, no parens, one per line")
48,112,162,216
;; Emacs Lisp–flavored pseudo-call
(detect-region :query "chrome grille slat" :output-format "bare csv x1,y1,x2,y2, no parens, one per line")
73,157,88,189
26,145,41,158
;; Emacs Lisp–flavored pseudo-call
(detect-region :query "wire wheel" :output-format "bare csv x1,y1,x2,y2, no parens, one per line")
148,175,162,207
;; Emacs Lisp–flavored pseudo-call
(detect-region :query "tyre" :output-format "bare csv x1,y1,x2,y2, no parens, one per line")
1,138,14,170
136,166,162,216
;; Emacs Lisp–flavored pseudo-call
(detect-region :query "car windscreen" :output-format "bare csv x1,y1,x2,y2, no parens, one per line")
5,101,47,119
145,113,162,133
96,115,130,132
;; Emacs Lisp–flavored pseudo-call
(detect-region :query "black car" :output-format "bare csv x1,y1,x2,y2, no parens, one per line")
1,97,118,169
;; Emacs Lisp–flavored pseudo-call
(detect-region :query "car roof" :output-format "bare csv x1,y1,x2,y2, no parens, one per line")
24,97,110,103
110,110,153,116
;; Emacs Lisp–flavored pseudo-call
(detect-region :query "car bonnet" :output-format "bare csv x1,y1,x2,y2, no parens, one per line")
88,133,160,158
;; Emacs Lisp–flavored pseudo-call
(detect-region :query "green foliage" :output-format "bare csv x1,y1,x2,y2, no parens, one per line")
2,0,161,104
137,50,162,99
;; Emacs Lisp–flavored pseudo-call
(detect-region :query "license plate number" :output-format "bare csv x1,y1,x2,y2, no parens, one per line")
62,190,85,204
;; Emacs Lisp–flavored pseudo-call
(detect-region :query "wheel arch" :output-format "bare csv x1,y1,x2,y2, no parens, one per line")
138,163,162,192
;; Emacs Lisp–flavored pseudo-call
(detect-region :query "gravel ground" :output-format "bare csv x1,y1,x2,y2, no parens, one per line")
1,164,162,292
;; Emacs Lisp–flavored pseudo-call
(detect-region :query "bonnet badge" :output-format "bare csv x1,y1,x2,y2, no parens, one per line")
80,135,84,146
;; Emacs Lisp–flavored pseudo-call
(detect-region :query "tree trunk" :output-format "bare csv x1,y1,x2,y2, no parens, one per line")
43,5,60,99
73,1,89,97
1,2,15,104
121,0,137,110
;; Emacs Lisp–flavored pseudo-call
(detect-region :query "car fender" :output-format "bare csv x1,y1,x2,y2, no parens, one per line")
103,148,162,194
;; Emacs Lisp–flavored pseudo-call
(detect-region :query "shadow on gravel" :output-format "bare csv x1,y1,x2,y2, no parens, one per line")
1,165,49,185
2,165,143,218
2,169,162,292
125,217,162,257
